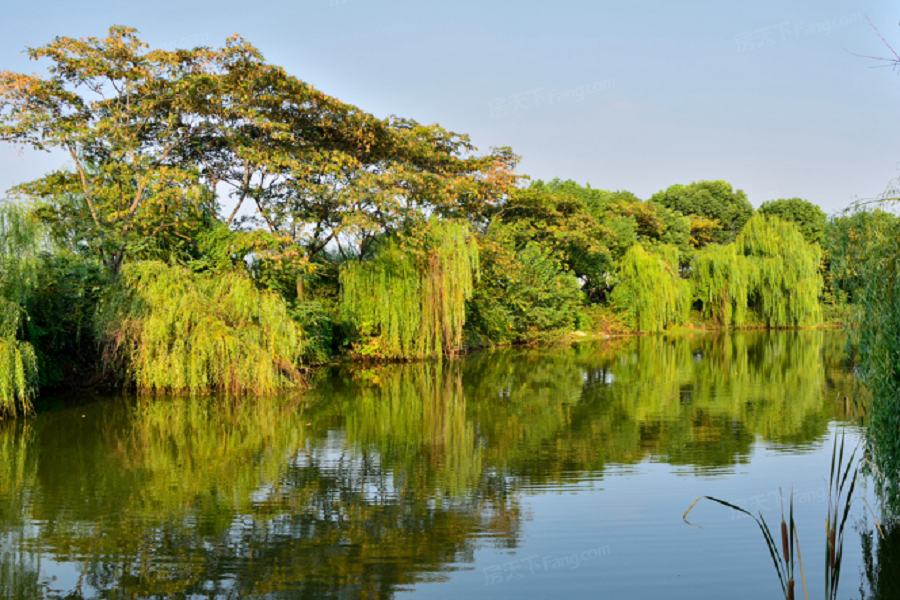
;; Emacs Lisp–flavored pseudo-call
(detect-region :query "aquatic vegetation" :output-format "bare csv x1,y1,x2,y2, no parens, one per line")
96,261,304,394
684,435,869,600
832,201,900,509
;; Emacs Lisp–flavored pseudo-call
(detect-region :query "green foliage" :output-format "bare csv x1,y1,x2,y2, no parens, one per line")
190,223,314,300
96,261,304,394
759,197,828,244
467,237,585,345
691,243,751,327
340,221,478,359
497,183,636,299
609,244,690,332
609,198,692,253
21,255,106,388
0,201,44,303
690,215,823,329
1,27,519,274
0,202,42,415
289,299,335,364
736,215,822,327
833,201,900,507
826,209,900,305
0,301,37,416
528,178,638,215
651,180,754,243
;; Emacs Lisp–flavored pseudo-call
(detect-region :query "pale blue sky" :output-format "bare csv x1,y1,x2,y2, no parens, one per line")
2,0,898,213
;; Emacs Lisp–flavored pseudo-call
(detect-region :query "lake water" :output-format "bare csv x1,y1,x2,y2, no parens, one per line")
1,330,897,599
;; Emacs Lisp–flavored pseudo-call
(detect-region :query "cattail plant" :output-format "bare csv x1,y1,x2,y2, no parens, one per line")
684,489,807,600
684,432,878,600
824,434,859,600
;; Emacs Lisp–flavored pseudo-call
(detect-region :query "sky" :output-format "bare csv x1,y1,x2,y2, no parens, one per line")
1,0,899,214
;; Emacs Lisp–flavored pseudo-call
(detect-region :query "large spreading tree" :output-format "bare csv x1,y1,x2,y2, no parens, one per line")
0,26,519,274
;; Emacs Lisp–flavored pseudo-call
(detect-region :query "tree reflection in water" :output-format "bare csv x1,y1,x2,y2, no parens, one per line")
0,331,863,599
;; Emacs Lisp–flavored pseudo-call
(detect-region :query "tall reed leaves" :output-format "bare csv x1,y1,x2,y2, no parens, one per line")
340,221,478,359
685,433,870,600
832,202,900,508
96,261,304,394
610,244,690,332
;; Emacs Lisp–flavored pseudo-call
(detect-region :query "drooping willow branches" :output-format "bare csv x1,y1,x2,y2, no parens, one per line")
0,203,42,416
691,215,822,329
735,215,823,327
96,261,304,394
0,301,37,416
340,220,479,359
691,243,751,327
616,216,822,332
609,244,690,332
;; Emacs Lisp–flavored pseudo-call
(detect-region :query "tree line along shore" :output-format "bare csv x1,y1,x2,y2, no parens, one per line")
0,27,893,416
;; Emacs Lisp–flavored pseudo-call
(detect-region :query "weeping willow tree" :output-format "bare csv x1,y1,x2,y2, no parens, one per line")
0,301,37,416
735,215,822,327
340,220,478,360
609,244,690,332
690,216,822,329
96,261,304,394
0,202,42,416
691,243,751,327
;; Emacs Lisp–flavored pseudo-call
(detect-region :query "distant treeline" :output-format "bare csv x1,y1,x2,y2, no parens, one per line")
0,27,892,413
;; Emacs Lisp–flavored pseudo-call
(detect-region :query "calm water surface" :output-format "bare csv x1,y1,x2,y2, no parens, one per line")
1,331,897,599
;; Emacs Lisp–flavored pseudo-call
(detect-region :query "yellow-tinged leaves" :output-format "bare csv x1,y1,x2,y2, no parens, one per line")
96,261,304,394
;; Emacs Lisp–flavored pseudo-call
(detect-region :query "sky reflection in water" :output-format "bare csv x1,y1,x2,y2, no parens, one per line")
2,330,894,599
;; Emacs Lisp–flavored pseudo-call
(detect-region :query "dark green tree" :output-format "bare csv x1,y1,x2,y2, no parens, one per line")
494,183,636,300
651,180,754,243
758,197,827,244
467,222,584,345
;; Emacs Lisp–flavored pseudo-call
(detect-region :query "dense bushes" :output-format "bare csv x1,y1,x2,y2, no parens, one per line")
467,239,584,345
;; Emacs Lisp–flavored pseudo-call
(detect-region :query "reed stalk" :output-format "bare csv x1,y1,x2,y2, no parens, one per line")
685,431,872,600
